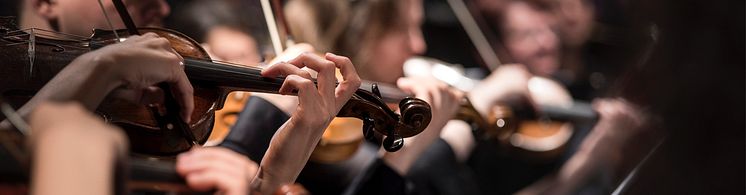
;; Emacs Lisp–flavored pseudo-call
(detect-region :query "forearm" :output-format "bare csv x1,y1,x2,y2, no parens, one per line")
17,54,120,119
253,117,324,194
1,54,119,131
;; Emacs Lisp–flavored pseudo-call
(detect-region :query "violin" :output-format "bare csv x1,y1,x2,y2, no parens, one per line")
404,0,600,161
402,57,597,161
0,17,432,156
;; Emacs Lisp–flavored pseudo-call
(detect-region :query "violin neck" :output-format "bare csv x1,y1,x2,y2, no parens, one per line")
359,81,410,103
183,58,285,94
184,59,416,101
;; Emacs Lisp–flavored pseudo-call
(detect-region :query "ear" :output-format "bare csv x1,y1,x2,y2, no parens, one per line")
32,0,59,21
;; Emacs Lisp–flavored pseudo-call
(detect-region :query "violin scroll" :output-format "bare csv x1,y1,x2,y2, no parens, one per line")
338,88,431,152
398,97,432,136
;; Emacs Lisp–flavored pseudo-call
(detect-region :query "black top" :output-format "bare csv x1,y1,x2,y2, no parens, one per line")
221,96,409,195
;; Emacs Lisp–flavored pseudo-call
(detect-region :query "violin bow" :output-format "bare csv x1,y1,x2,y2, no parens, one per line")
99,0,198,146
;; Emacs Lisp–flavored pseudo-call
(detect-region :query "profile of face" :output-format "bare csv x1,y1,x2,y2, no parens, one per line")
33,0,170,36
555,0,594,47
367,0,426,84
501,2,560,77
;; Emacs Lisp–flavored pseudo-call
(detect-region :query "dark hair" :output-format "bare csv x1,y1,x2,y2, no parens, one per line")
0,0,20,18
165,0,267,47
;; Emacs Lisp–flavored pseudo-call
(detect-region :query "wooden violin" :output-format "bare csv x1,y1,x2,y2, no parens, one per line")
0,17,431,156
368,67,598,161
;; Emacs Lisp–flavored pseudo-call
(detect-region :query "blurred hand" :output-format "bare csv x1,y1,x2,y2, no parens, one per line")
269,43,316,65
176,147,258,195
29,102,127,195
382,77,462,174
468,64,533,117
397,76,463,131
29,102,127,154
592,98,648,143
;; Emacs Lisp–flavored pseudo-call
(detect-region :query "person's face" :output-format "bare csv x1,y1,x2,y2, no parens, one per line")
502,2,560,77
555,0,594,47
205,26,261,66
367,0,426,83
36,0,170,36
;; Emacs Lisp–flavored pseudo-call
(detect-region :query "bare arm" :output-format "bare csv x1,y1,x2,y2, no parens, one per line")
252,53,361,194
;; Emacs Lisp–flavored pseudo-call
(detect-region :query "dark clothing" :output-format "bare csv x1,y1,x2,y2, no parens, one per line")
222,96,408,195
407,138,482,195
219,96,289,163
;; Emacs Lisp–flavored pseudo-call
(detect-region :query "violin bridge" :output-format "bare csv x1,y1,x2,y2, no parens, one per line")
26,29,35,81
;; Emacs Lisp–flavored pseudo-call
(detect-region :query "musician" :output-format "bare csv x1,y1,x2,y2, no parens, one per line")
281,0,661,195
13,0,363,194
498,1,560,78
280,0,523,194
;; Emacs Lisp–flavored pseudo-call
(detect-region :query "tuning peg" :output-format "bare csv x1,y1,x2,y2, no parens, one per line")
362,117,376,142
382,134,404,152
371,83,382,98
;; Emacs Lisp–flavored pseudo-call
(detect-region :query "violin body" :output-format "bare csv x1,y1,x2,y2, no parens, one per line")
0,17,431,156
0,24,219,156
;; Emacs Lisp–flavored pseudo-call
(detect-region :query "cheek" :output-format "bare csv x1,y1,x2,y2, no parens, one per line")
369,36,409,82
507,40,534,62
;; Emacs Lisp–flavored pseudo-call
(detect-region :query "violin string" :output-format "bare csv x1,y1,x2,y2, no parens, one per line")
4,28,88,42
97,0,121,41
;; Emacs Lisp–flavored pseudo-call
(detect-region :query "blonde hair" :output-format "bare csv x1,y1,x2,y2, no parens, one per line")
284,0,350,53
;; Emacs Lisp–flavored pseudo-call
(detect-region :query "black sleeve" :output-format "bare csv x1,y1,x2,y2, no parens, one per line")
343,158,410,195
406,138,482,195
219,96,289,163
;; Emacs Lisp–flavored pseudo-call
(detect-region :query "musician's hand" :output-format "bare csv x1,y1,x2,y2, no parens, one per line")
89,33,194,122
468,64,532,118
176,147,258,195
592,98,648,143
29,102,127,195
255,52,360,194
398,77,463,131
252,43,318,115
385,76,462,174
262,52,361,131
16,33,194,124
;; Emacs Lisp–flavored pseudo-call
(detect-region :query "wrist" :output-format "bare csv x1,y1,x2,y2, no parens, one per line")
85,52,125,92
289,111,329,137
